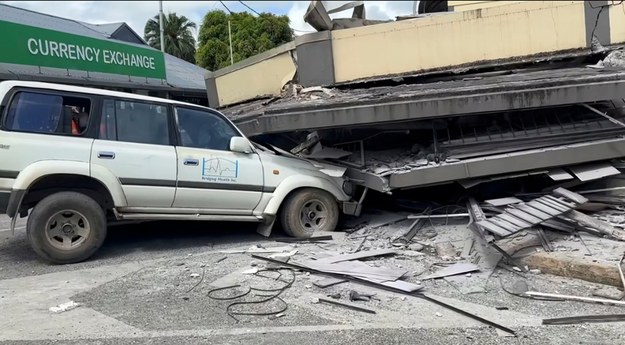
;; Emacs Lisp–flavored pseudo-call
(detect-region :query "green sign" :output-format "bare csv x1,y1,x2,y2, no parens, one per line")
0,20,166,79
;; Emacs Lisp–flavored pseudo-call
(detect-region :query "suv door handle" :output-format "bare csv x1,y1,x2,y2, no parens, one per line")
184,159,199,166
97,151,115,159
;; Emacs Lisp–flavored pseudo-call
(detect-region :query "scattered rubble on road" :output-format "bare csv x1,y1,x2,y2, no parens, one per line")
49,300,80,313
143,165,625,336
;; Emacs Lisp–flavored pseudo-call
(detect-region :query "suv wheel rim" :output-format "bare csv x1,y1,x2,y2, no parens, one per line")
299,199,327,232
45,210,91,250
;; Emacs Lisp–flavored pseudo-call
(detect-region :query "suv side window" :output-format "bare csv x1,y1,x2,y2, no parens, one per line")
99,99,169,145
4,91,91,135
175,107,239,151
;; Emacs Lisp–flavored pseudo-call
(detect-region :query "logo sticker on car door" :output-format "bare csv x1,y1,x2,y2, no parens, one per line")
201,156,239,182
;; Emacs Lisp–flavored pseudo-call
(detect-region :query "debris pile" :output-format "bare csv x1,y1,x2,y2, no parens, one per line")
475,188,625,241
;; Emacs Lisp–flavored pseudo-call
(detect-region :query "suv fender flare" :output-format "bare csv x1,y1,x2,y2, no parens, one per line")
12,160,127,206
261,174,348,216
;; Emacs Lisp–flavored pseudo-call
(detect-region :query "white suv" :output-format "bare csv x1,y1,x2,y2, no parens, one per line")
0,81,361,264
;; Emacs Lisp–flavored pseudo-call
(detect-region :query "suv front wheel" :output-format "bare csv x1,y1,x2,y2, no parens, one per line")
27,192,107,264
280,188,339,238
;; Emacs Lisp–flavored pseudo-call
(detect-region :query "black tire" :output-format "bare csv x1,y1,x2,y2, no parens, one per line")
280,188,339,238
27,191,107,264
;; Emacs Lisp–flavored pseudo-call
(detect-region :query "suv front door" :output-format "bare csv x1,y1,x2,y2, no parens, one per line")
172,106,264,214
92,99,177,208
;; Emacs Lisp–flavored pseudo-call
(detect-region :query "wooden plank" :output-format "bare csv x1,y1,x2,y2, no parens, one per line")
536,228,554,252
514,204,553,220
527,200,563,216
544,195,576,208
485,197,523,207
476,220,513,237
315,249,396,264
518,251,622,287
585,195,625,205
506,208,543,224
553,187,589,205
498,213,533,228
489,217,521,233
559,210,625,240
540,219,575,232
536,197,570,212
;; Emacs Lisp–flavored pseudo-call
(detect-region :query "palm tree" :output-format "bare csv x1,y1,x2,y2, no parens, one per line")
145,12,197,64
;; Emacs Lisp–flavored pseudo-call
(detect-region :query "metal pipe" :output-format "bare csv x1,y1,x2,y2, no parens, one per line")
159,0,165,53
581,103,625,128
228,20,234,65
523,291,625,306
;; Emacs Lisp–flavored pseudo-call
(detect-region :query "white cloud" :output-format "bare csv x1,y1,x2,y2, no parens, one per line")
1,1,417,39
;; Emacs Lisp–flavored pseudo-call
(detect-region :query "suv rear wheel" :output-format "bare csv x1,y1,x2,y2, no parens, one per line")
280,188,339,238
27,192,107,264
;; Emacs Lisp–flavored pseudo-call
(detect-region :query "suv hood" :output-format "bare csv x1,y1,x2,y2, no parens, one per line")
255,143,347,178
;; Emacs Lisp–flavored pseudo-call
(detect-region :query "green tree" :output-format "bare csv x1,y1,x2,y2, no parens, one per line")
196,10,294,71
144,12,197,63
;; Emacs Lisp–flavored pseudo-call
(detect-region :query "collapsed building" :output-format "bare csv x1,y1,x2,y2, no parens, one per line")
205,1,625,202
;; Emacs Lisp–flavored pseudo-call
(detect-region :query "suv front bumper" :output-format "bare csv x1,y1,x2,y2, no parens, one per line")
342,201,363,217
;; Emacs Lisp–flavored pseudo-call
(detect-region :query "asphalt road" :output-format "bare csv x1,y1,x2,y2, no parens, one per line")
2,215,625,344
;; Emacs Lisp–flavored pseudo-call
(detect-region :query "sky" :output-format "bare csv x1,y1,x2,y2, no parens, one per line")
0,1,416,40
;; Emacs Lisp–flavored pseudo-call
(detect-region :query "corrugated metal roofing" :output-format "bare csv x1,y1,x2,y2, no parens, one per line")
79,22,127,36
0,3,208,93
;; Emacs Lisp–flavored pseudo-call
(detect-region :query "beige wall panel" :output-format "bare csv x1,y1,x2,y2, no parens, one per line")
332,1,586,83
214,52,295,106
610,2,625,44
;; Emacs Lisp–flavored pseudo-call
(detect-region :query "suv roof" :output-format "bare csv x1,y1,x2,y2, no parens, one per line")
0,80,207,109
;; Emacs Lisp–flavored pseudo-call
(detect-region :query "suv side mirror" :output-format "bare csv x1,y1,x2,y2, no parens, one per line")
230,136,252,153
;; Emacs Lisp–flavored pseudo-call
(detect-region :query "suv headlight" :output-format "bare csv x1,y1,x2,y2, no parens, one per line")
342,181,354,196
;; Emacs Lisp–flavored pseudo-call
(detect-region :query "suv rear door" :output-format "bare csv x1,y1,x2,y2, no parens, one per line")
93,98,177,208
172,106,264,214
0,88,95,196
